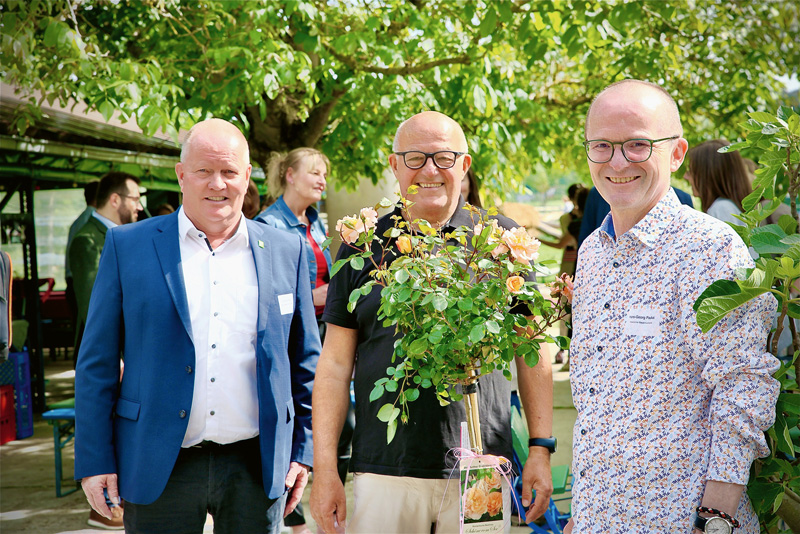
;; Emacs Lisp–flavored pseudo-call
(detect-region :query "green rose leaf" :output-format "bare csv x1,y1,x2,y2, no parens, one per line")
349,256,364,270
377,403,400,423
469,324,486,343
369,383,385,402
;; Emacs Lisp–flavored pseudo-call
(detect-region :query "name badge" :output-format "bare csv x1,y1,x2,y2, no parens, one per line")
278,293,294,315
623,307,662,337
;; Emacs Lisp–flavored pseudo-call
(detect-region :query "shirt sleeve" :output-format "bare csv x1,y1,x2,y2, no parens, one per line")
684,229,779,484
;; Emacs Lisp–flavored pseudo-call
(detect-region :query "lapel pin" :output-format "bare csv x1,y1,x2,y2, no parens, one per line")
258,240,264,249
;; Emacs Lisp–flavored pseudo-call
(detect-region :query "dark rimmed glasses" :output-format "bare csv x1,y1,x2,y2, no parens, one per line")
583,136,680,164
394,150,466,170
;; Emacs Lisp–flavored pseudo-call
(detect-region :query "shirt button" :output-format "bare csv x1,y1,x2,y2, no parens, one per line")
210,410,215,416
603,302,610,309
213,280,218,285
612,261,620,268
186,366,192,374
179,410,186,418
214,312,219,317
210,377,216,383
581,429,587,435
211,344,217,349
596,346,603,352
580,470,586,477
589,387,595,394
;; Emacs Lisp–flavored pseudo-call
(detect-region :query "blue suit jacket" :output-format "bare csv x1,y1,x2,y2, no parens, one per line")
74,211,320,504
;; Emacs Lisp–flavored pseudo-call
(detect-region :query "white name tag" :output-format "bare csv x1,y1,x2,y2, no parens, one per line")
278,293,294,315
623,307,662,337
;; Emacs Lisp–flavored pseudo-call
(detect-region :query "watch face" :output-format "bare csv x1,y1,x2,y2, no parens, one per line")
705,517,732,534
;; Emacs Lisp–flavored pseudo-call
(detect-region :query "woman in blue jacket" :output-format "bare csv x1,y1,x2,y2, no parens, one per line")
256,148,332,320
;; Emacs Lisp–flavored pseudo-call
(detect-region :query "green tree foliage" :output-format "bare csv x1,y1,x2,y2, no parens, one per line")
1,0,797,194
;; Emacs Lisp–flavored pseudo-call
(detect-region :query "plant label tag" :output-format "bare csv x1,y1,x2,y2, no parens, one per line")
623,307,662,337
460,455,508,533
278,293,294,315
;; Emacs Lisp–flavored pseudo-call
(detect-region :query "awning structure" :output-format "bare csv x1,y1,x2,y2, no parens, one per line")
0,83,184,412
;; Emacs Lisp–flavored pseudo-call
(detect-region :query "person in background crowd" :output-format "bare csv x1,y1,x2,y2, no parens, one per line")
461,167,483,207
75,118,319,534
153,203,175,216
566,79,778,534
65,180,99,351
684,139,752,226
254,147,344,534
243,179,262,219
70,173,142,363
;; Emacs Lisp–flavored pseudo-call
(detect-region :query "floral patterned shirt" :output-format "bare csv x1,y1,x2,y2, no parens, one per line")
570,189,779,533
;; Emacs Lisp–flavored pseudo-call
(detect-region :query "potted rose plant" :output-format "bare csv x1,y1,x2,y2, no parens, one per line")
327,192,571,450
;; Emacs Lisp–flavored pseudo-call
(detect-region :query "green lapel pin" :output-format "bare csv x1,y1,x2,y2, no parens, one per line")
258,240,264,249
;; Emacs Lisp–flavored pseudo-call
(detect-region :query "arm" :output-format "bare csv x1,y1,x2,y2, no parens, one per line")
515,330,554,522
309,324,358,534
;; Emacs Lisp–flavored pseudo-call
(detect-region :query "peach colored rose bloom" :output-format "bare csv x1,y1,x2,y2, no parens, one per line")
463,483,489,520
506,275,524,294
501,227,540,265
336,215,362,244
486,469,503,491
336,208,379,245
487,490,503,517
360,207,379,229
397,235,412,254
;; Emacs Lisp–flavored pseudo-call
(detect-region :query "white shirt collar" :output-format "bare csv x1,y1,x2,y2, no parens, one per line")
91,211,118,229
177,206,249,249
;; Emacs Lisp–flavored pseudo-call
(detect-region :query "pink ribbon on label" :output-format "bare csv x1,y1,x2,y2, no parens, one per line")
438,447,523,534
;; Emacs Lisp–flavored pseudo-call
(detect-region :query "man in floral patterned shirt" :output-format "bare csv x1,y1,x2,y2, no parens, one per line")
566,80,779,534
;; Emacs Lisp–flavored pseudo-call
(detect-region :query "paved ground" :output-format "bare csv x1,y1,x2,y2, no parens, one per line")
0,351,575,533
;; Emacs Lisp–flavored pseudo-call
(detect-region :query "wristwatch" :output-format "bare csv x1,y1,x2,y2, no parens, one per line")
694,515,734,534
528,437,557,453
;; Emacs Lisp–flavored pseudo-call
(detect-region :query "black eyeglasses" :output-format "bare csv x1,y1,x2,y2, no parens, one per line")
394,150,466,170
583,136,679,164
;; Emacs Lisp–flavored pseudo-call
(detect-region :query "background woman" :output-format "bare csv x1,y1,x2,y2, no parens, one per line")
684,139,752,225
256,148,332,319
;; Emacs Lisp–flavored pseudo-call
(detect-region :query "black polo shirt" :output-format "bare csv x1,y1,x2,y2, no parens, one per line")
322,198,534,478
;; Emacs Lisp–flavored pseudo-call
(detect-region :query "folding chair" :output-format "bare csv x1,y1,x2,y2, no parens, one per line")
510,406,571,533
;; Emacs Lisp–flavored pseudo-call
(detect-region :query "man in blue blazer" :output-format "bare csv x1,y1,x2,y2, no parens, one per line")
75,118,320,533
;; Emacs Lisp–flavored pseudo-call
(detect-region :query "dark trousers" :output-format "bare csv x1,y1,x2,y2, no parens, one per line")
124,438,285,534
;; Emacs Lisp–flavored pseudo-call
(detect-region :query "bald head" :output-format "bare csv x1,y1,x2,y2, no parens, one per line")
181,118,250,164
585,80,682,138
392,111,469,153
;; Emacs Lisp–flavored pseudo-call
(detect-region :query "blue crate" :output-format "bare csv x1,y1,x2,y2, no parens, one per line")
0,358,13,385
7,352,33,439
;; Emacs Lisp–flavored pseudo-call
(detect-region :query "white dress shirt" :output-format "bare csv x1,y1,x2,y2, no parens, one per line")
177,207,260,446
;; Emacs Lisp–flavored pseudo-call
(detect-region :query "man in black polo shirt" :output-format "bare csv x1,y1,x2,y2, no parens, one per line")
310,111,554,533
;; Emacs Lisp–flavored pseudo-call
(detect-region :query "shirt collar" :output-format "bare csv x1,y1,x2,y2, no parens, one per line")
599,188,681,248
177,206,249,247
275,195,319,228
91,211,117,229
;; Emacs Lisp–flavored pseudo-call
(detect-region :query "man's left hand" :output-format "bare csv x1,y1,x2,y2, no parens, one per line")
284,462,311,517
520,448,553,522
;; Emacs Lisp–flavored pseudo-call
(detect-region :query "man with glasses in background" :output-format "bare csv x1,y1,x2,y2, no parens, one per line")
565,80,778,534
69,171,142,529
70,172,142,355
311,111,555,533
